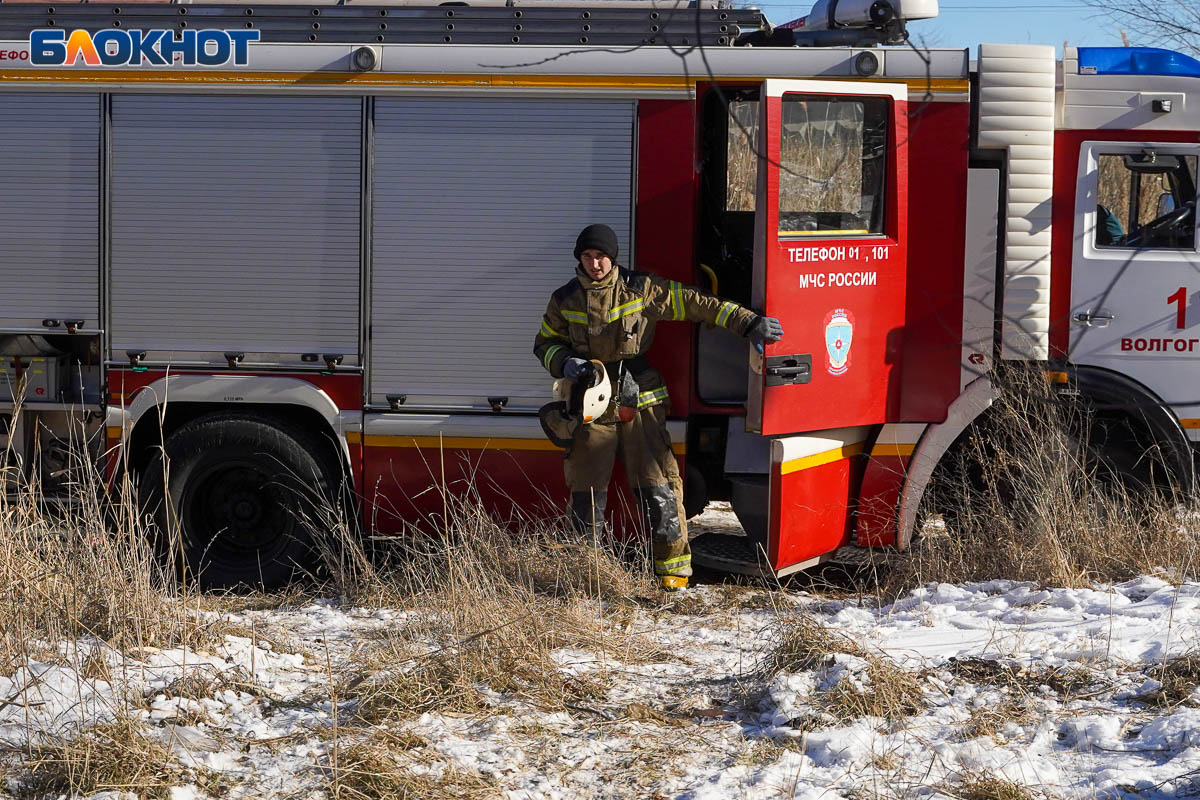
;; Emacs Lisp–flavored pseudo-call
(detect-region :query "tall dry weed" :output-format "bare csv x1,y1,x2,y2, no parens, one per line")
896,368,1200,590
17,713,203,799
0,408,210,671
315,481,651,608
334,490,658,719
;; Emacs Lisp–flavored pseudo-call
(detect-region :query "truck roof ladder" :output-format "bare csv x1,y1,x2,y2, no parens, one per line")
0,2,770,47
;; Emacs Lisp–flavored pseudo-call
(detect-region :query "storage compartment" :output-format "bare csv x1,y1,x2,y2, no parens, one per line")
368,97,635,411
0,357,66,403
108,95,362,367
0,94,100,334
0,334,102,405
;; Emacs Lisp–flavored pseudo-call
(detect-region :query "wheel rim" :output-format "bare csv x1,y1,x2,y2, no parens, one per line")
178,458,300,570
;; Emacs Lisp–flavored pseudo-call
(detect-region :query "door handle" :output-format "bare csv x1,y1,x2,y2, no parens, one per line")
764,354,812,387
1072,310,1115,327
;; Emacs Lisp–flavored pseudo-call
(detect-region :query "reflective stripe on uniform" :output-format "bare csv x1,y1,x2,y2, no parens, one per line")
542,344,565,370
561,309,589,325
637,386,669,408
715,301,738,328
606,298,646,323
655,554,691,575
670,281,685,321
540,319,567,339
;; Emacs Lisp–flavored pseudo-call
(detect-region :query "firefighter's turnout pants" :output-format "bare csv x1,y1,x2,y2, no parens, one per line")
565,405,689,578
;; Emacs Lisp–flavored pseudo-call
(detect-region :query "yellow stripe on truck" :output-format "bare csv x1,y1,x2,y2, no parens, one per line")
870,443,915,458
347,432,685,455
779,441,865,476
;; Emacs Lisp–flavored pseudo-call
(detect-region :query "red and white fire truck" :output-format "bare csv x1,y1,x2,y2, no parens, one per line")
0,0,1196,586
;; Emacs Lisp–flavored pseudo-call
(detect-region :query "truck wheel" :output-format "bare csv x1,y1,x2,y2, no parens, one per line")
928,404,1187,535
141,413,339,590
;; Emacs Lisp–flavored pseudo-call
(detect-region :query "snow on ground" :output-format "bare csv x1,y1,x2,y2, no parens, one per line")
3,524,1200,797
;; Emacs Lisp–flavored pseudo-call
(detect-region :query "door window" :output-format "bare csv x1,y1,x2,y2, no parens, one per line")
1094,151,1197,250
778,95,888,238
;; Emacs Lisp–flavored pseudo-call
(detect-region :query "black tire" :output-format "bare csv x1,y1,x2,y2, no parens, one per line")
141,413,340,591
927,401,1187,536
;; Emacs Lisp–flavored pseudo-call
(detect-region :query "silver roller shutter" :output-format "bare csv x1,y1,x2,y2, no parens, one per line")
0,94,99,332
370,97,634,410
110,96,362,365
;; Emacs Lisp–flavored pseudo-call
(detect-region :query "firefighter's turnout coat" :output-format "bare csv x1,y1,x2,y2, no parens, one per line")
534,265,759,578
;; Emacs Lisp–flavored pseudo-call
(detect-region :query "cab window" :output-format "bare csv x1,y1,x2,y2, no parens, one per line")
1095,152,1197,250
778,95,888,238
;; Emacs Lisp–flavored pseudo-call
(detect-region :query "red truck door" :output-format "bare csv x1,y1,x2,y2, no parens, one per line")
747,79,909,436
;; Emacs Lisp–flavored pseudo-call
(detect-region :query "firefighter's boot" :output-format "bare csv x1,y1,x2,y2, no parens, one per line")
634,482,691,588
569,489,608,539
660,575,688,592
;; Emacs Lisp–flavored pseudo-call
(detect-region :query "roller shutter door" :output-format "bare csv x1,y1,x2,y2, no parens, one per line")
0,94,99,332
370,97,633,410
110,96,362,364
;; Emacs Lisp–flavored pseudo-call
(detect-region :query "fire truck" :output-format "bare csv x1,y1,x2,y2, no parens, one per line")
0,0,1196,587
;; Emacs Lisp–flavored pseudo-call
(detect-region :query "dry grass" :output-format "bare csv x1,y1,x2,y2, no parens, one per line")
0,412,659,794
314,491,661,721
944,772,1042,800
314,480,653,609
897,368,1200,592
1141,652,1200,708
329,737,500,800
961,696,1040,741
824,658,923,723
0,486,203,665
15,716,200,799
757,608,865,676
945,658,1099,702
753,610,925,723
0,416,672,794
0,403,687,800
346,576,628,720
734,735,806,767
158,663,273,703
0,408,227,675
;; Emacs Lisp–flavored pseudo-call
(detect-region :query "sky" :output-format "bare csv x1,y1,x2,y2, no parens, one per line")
754,0,1126,54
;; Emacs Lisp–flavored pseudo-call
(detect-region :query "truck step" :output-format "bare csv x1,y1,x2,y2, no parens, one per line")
690,532,770,577
691,532,878,578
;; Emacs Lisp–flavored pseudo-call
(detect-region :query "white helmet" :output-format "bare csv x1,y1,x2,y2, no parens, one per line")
552,359,610,423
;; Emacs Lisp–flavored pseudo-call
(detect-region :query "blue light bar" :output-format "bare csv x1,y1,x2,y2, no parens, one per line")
1078,47,1200,78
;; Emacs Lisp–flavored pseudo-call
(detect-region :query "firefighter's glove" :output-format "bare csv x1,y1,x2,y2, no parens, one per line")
563,357,594,383
747,316,785,354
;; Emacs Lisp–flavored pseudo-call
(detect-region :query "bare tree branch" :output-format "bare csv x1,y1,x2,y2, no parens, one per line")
1088,0,1200,55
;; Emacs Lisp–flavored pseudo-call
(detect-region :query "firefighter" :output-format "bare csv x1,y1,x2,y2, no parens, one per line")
534,223,784,591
